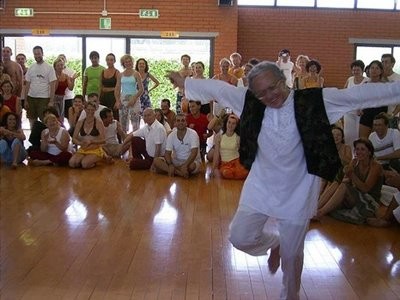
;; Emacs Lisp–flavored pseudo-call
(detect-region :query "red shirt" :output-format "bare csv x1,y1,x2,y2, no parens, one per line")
186,113,209,144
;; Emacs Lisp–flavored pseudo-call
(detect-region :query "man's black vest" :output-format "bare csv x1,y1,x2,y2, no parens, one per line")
239,88,341,181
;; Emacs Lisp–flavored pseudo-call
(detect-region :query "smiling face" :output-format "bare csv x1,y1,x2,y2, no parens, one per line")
6,113,17,130
106,55,115,68
354,141,372,160
1,81,13,95
332,128,344,145
250,71,287,108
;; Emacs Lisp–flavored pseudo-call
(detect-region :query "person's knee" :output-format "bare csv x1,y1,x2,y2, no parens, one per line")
229,226,257,252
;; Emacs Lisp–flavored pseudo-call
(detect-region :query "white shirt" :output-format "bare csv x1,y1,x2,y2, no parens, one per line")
25,61,57,98
133,119,166,157
369,128,400,164
276,60,294,88
78,104,107,121
166,127,201,163
104,120,120,145
63,67,76,100
185,78,400,220
42,127,69,155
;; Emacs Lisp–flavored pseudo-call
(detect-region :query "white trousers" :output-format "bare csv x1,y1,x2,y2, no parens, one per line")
229,205,309,300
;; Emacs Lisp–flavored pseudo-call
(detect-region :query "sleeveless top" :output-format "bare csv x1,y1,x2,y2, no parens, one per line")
43,127,66,155
220,133,240,162
55,78,69,95
121,75,137,96
4,95,17,113
102,70,117,88
354,163,383,201
80,119,100,136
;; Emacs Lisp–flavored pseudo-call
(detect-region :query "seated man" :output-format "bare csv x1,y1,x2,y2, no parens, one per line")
160,98,176,129
78,93,107,121
368,170,400,227
186,100,212,160
100,108,128,158
369,112,400,172
123,108,166,170
153,113,202,178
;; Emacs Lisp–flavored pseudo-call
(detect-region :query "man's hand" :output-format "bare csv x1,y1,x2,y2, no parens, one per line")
384,170,400,189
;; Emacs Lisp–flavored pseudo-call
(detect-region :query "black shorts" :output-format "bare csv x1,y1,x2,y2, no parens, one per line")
359,106,387,128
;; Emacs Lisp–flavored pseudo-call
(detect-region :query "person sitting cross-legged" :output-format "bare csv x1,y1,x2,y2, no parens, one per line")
100,108,128,158
29,113,72,166
211,114,248,180
122,108,166,170
153,113,201,178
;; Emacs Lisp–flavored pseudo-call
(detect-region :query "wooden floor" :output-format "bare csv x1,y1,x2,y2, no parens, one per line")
1,160,399,300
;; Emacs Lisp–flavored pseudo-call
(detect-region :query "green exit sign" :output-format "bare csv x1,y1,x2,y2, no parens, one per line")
139,9,159,19
99,18,111,30
15,8,34,17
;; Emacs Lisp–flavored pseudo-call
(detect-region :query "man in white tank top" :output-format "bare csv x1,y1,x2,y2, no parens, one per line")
100,108,127,157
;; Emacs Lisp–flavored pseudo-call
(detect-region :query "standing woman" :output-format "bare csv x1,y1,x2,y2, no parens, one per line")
100,53,120,120
292,54,310,90
301,60,324,89
0,112,27,168
1,80,22,116
359,60,388,139
53,58,75,123
343,60,368,149
115,54,144,133
135,58,160,114
69,101,106,169
193,61,211,115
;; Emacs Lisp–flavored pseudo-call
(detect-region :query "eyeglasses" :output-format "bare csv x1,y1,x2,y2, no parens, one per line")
254,80,283,100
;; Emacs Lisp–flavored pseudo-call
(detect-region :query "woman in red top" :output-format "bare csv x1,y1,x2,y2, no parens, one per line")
0,80,21,116
54,58,75,123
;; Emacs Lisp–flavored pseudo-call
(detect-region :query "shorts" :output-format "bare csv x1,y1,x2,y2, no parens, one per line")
77,147,105,158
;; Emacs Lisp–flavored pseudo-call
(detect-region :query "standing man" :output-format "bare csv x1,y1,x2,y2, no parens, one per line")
276,48,294,88
24,46,57,128
15,53,28,110
123,108,166,170
153,114,201,178
2,46,23,97
381,53,400,118
167,62,400,300
176,54,192,114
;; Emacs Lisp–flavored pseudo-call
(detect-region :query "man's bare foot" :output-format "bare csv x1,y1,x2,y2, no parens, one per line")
11,162,18,169
268,245,280,274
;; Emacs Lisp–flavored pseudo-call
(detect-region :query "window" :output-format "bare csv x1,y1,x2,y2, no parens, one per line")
276,0,315,7
357,0,395,10
355,46,391,67
237,0,274,5
86,37,126,70
317,0,354,9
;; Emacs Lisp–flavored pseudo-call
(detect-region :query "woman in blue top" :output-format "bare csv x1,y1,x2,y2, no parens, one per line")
135,58,160,114
115,54,144,133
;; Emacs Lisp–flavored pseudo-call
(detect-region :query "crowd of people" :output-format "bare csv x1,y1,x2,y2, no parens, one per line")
1,44,400,300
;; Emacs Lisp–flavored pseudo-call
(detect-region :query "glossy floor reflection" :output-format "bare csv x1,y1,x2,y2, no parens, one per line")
1,161,399,299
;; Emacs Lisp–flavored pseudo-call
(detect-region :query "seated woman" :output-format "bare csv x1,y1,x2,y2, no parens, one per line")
69,101,106,169
29,114,72,166
0,112,27,168
317,138,383,224
206,108,229,162
68,95,84,136
318,126,352,208
154,108,172,135
211,114,248,180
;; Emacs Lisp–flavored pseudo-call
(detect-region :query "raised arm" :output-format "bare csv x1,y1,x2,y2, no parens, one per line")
167,71,247,116
324,81,400,124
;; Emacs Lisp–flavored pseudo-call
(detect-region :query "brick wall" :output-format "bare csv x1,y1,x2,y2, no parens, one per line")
0,0,238,74
238,7,400,87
